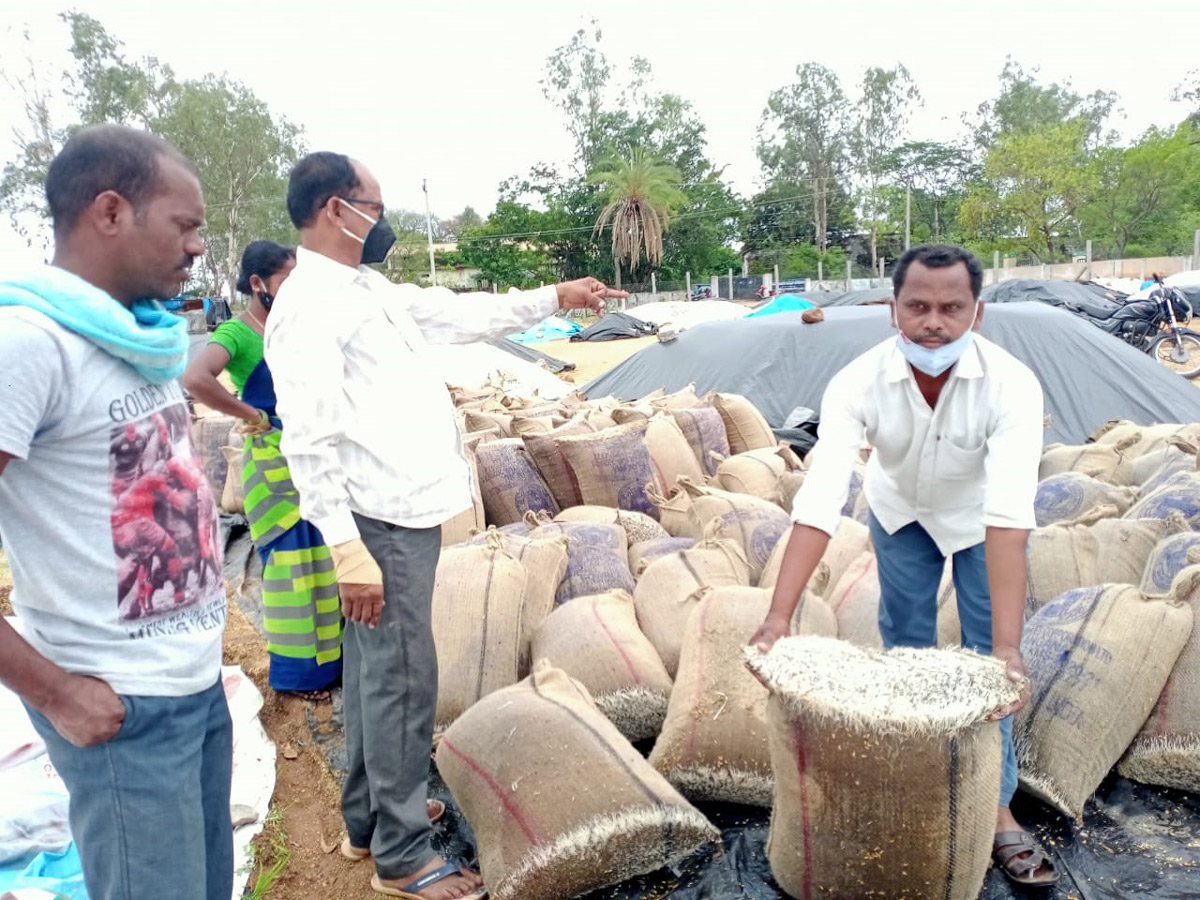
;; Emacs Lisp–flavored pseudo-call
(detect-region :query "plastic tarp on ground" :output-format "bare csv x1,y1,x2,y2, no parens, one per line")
983,279,1129,319
583,302,1200,445
571,311,658,342
506,315,581,344
744,293,815,318
485,337,574,373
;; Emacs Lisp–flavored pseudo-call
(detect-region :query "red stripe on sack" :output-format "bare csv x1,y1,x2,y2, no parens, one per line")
440,738,540,845
793,722,814,900
592,596,642,684
833,555,875,613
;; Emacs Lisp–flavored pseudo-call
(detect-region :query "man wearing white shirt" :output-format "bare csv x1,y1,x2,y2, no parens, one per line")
265,150,623,900
751,244,1058,888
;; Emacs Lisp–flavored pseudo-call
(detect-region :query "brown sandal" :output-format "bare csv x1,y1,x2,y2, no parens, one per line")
993,830,1060,886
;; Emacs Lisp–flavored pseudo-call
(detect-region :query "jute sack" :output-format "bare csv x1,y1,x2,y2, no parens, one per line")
747,637,1017,900
1125,471,1200,526
465,410,515,437
628,537,695,577
678,478,792,585
1119,564,1200,792
775,470,805,512
1038,437,1140,485
433,533,531,729
1092,420,1200,457
531,590,673,741
435,663,719,900
669,406,730,477
1015,581,1193,820
220,443,246,514
633,519,751,677
554,421,662,520
521,418,598,510
441,452,487,546
712,445,802,501
708,392,776,454
1130,437,1197,488
510,415,567,437
611,405,651,425
1033,472,1139,527
1026,514,1176,614
645,483,694,537
644,414,706,490
192,414,237,502
1140,533,1200,593
553,506,669,544
526,518,634,606
758,517,871,595
828,552,959,649
475,439,559,526
649,383,703,410
649,587,835,807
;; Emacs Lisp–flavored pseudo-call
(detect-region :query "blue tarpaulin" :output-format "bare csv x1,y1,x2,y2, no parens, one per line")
744,293,815,318
0,843,87,898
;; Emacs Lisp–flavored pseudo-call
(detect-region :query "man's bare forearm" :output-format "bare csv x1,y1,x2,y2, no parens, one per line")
985,526,1030,652
0,616,71,713
766,524,832,622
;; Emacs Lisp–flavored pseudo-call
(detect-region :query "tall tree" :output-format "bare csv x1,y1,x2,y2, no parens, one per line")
540,21,612,173
973,59,1116,150
850,65,921,269
758,63,851,251
588,148,685,288
887,141,974,242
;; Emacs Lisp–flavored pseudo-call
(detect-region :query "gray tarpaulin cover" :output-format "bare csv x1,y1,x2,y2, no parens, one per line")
583,302,1200,445
982,279,1128,318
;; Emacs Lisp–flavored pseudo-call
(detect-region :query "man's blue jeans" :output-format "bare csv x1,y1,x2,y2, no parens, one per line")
24,677,234,900
868,512,1019,806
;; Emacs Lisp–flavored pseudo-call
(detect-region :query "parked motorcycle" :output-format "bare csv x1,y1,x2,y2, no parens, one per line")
1092,276,1200,378
691,285,712,300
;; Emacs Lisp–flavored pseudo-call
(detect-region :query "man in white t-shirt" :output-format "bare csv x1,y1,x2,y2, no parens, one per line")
0,125,231,900
751,244,1058,887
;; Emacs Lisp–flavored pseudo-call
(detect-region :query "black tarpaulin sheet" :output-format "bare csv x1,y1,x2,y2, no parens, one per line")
582,303,1200,445
486,337,575,373
982,279,1128,320
572,311,659,341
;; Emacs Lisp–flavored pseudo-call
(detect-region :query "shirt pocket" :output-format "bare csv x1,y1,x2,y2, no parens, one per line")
936,435,987,481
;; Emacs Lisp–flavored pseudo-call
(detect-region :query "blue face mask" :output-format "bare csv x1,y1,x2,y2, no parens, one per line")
894,301,980,376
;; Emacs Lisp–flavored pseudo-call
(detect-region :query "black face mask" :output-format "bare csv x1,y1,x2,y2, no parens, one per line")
258,290,274,311
340,200,397,266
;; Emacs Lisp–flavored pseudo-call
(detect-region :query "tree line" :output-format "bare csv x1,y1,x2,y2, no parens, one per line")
3,15,1199,296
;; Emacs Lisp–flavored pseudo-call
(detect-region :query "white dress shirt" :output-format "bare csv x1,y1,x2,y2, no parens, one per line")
792,334,1044,556
264,247,559,546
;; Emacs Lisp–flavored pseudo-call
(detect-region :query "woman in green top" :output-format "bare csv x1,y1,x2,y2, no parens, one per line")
184,240,343,700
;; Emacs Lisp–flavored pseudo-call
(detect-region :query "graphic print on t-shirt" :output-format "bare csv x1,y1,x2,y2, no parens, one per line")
109,403,224,635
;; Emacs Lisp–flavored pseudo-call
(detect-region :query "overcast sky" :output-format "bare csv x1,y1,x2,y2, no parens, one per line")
2,0,1198,265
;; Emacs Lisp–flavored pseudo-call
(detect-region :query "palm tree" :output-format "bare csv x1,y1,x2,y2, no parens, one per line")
589,148,686,289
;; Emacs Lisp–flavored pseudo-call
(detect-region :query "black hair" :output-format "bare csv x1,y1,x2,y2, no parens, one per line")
45,124,194,236
237,240,296,296
893,243,984,300
286,151,361,228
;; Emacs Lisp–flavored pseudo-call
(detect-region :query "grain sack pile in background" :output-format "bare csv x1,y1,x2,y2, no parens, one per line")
545,421,661,519
1140,532,1200,593
1033,472,1139,526
644,414,706,489
669,405,731,477
475,439,559,526
436,663,719,900
526,517,634,605
531,590,672,741
759,516,872,594
627,536,695,576
1125,471,1200,527
1016,581,1193,820
649,587,835,807
553,506,668,545
1025,514,1177,614
709,391,777,454
433,532,569,727
747,637,1020,900
1038,437,1140,485
676,478,792,585
712,444,802,501
633,519,751,676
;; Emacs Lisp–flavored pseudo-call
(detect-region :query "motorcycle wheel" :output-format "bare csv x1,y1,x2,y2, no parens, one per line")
1149,330,1200,378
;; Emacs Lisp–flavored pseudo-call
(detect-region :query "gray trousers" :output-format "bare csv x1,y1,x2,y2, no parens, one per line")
344,513,442,880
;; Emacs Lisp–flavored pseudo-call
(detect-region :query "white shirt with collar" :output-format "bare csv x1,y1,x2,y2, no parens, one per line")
264,246,560,546
792,332,1044,556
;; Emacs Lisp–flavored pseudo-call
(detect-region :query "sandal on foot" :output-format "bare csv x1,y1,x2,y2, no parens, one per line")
370,859,486,899
993,830,1060,886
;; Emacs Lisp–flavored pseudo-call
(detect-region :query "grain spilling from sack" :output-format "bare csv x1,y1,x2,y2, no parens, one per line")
628,537,696,577
554,421,661,519
1033,472,1139,527
1119,565,1200,793
1026,515,1174,614
633,520,751,677
759,517,872,595
670,406,731,477
435,663,719,900
475,439,559,526
1038,437,1140,484
649,587,835,807
709,392,776,454
432,534,531,729
553,506,669,544
713,445,801,501
644,414,706,490
531,590,673,741
746,637,1018,900
1015,582,1193,821
679,478,792,585
527,519,634,606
